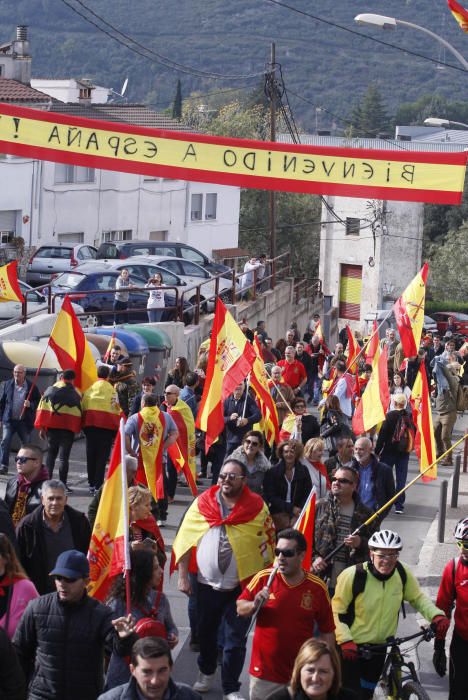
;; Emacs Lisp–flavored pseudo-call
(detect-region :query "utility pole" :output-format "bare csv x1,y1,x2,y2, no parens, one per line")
268,42,277,260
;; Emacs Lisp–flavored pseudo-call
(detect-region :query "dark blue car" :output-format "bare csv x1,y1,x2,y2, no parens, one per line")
47,269,189,325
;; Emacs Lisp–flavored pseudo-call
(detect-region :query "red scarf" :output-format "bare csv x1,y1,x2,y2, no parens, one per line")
17,465,49,494
0,575,22,596
197,485,264,526
311,461,331,489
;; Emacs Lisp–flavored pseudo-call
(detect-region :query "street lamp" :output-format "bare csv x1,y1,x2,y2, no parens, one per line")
354,13,468,70
424,117,468,129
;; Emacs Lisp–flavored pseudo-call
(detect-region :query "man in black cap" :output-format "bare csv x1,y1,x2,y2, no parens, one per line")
13,549,136,700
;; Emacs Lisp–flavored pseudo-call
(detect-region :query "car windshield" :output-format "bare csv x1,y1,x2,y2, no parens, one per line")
35,247,72,259
52,273,84,288
453,313,468,321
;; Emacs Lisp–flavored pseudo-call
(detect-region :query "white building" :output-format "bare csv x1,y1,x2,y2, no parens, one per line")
30,77,110,105
0,26,240,258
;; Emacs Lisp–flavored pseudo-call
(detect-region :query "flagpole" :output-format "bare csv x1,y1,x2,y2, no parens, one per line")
245,563,279,637
241,373,251,419
264,367,294,415
119,418,132,615
19,343,51,419
323,434,467,563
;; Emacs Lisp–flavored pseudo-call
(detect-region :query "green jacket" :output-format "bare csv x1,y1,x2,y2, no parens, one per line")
332,561,443,645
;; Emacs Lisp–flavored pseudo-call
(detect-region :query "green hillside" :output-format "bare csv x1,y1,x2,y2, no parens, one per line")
2,0,467,129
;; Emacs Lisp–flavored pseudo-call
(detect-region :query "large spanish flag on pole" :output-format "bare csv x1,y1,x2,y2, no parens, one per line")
88,419,129,600
251,338,280,446
196,298,256,450
0,102,466,204
166,399,198,496
410,366,437,481
393,264,429,358
0,261,24,302
352,344,390,434
48,296,97,392
448,0,468,32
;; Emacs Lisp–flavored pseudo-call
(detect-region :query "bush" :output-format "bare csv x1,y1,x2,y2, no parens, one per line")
426,301,468,315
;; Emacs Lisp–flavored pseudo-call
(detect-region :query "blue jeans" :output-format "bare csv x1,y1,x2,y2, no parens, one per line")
113,299,128,324
308,373,321,403
197,582,250,694
147,308,164,322
381,451,410,510
0,420,32,468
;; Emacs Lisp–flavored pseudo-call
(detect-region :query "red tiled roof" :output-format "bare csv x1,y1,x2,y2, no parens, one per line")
48,103,194,131
0,78,51,103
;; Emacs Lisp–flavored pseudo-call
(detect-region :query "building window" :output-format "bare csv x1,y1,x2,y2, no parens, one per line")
205,193,217,220
345,217,360,236
55,164,95,184
102,230,132,242
191,194,203,221
57,232,84,244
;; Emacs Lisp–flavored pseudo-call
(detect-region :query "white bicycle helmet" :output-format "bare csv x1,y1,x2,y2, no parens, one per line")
368,530,403,551
454,518,468,541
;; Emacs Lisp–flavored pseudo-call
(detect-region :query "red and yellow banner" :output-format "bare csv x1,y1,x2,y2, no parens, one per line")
393,263,428,358
0,261,24,303
411,366,437,482
352,344,390,434
251,338,280,446
0,102,466,204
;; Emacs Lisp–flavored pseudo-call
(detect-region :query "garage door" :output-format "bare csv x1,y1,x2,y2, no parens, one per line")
0,210,16,232
339,263,362,321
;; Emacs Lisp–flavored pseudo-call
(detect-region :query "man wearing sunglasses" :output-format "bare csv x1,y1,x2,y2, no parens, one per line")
13,549,137,700
333,529,448,699
433,517,468,699
312,466,377,593
4,444,49,526
237,528,335,700
173,459,275,700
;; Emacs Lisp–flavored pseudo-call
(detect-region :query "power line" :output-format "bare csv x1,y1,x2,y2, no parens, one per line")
58,0,265,81
263,0,468,74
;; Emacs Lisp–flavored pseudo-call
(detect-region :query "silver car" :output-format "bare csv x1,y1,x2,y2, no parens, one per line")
26,244,97,286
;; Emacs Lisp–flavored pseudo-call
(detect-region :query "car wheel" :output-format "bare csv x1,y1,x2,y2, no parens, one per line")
83,309,102,328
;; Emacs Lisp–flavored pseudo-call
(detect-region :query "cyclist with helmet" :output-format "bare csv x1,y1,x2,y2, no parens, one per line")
332,529,449,699
433,517,468,700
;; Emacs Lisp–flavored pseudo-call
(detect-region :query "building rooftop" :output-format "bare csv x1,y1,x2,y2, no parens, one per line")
0,78,51,103
278,131,467,152
48,102,193,131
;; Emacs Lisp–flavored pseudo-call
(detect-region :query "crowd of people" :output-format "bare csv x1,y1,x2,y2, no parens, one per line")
0,313,466,700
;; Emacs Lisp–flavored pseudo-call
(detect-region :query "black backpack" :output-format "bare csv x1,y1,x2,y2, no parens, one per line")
391,413,415,453
338,562,407,628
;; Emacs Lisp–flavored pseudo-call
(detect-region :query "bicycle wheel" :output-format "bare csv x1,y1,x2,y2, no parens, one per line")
401,680,431,700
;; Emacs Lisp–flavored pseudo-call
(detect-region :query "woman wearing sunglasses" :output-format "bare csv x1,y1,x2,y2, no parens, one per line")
263,440,312,531
228,430,271,495
0,533,38,639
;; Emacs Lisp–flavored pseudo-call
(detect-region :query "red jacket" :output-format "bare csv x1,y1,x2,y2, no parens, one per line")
436,557,468,640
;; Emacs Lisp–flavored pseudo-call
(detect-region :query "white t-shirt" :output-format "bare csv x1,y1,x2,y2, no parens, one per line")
146,283,165,309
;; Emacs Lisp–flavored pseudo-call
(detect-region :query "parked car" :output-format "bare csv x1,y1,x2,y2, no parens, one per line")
46,269,190,325
26,244,97,286
95,240,231,277
74,259,187,292
431,312,468,338
0,280,83,322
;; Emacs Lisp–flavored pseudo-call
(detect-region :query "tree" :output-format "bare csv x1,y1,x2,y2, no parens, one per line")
347,84,391,137
427,224,468,302
172,79,182,120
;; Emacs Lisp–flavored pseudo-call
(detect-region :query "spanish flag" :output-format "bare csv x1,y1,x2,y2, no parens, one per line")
103,328,117,362
365,320,379,364
393,264,428,359
137,405,166,500
82,378,121,431
166,398,198,496
196,298,256,450
278,412,298,442
251,338,279,446
410,365,437,481
314,319,330,354
88,425,127,600
0,261,24,303
48,296,97,392
295,488,316,570
352,344,390,434
171,485,275,584
448,0,468,32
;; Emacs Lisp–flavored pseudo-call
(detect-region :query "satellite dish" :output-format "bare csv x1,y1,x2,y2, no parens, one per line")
121,78,128,97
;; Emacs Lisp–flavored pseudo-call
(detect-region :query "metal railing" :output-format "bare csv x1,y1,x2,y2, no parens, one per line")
293,277,322,305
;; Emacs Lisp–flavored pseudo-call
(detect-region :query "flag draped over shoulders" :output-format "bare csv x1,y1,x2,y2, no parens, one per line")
48,295,97,392
166,399,198,496
196,299,256,450
137,405,166,500
82,379,121,431
171,485,275,584
34,380,82,432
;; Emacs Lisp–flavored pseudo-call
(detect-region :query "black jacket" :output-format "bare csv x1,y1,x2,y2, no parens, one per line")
13,592,133,700
98,677,202,700
0,624,26,700
0,379,41,431
16,505,91,595
223,393,261,445
352,454,395,520
263,461,312,515
0,498,17,552
4,470,49,520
